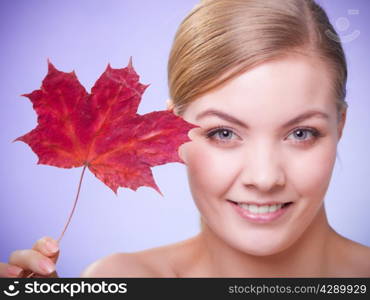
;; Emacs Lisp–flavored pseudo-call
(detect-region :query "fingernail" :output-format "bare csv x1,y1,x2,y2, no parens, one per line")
39,260,55,274
45,240,59,254
7,265,23,277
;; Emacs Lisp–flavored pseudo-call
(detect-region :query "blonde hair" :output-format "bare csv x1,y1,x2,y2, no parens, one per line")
168,0,348,120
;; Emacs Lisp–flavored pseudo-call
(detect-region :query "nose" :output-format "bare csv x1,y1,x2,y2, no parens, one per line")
240,141,286,192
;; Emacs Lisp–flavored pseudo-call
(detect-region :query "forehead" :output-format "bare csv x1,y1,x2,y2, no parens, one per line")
183,55,336,123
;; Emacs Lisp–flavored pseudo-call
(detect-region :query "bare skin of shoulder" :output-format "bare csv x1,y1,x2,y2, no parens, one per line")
80,234,204,277
325,233,370,277
81,230,370,278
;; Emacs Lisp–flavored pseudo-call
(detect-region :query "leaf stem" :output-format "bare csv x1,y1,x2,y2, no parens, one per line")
26,165,87,278
57,164,87,243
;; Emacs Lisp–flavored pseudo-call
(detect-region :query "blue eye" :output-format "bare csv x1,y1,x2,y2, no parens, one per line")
206,127,236,142
288,128,321,144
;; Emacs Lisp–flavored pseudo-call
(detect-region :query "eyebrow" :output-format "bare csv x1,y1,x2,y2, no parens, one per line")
195,109,330,128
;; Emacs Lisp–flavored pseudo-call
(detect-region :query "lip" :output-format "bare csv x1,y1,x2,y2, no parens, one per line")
234,201,287,206
228,200,293,224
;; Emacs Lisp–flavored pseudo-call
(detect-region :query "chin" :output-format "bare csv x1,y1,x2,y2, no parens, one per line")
227,234,296,257
240,246,288,257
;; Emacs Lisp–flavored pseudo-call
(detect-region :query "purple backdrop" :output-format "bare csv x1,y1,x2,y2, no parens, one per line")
0,0,369,277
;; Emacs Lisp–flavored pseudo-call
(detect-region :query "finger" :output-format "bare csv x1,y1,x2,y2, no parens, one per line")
19,269,59,278
0,262,23,278
9,249,56,276
32,236,60,263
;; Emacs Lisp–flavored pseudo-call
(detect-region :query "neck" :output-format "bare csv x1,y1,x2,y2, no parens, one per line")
198,204,335,277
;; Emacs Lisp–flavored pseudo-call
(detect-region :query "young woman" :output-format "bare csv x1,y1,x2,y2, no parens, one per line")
1,0,370,277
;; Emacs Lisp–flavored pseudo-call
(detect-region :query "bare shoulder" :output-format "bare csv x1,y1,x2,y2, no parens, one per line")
334,236,370,277
347,240,370,276
80,252,157,277
80,235,201,278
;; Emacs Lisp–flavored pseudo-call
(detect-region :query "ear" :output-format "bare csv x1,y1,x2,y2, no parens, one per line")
337,108,347,141
178,143,188,165
166,99,174,111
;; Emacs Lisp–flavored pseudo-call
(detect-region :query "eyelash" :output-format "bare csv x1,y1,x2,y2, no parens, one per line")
205,125,322,146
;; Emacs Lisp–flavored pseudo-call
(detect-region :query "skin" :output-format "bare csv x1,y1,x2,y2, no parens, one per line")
1,55,370,278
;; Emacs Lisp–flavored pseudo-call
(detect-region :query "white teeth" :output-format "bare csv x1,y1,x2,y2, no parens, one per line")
238,203,283,214
249,204,258,214
258,206,269,214
268,204,278,212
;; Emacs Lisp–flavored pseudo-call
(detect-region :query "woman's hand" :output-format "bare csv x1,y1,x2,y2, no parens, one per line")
0,236,59,278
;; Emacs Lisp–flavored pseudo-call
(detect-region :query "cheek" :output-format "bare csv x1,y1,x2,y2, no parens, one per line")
184,142,235,199
290,141,337,200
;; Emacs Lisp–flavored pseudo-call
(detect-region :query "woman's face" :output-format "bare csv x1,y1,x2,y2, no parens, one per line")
177,55,346,256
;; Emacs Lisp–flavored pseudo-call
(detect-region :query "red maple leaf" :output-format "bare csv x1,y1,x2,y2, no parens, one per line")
15,59,197,195
14,59,198,278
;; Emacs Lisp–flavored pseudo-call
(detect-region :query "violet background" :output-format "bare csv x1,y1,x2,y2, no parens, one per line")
0,0,369,277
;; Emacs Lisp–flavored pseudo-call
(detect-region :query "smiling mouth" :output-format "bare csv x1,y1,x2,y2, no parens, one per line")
227,200,293,214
